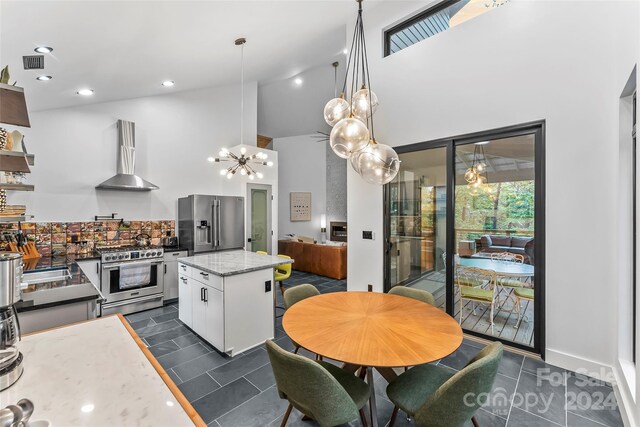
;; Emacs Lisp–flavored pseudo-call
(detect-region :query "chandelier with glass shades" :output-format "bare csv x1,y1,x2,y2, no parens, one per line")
465,142,495,197
323,0,400,185
209,38,272,180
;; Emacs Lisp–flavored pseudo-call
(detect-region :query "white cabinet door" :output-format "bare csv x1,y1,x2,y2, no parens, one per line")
203,285,224,351
76,260,101,286
164,261,179,301
178,273,193,328
191,279,207,335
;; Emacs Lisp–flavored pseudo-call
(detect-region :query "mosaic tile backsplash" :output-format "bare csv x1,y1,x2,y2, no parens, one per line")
0,220,175,257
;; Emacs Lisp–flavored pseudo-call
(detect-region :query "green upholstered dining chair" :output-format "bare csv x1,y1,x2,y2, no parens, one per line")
282,284,321,356
266,339,370,427
386,341,504,427
388,286,436,306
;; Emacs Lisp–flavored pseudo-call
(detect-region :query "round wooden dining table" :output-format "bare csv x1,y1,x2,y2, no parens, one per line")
282,291,463,427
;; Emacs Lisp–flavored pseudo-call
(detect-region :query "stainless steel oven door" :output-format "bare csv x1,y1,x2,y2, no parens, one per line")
101,259,165,304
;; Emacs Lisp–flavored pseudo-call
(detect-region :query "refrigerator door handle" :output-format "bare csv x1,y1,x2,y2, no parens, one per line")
212,202,218,249
216,200,222,247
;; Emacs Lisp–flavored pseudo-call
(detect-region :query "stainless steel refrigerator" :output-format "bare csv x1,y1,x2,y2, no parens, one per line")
178,195,245,254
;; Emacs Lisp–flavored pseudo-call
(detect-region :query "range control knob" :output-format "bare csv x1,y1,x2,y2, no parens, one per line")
118,254,124,260
104,256,111,261
151,251,157,257
146,253,151,257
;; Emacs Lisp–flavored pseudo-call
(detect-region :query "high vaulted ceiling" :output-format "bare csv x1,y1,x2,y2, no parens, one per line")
0,0,370,111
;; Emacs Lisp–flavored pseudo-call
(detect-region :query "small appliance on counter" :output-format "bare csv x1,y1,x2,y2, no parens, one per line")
0,252,24,391
178,195,244,254
161,232,178,248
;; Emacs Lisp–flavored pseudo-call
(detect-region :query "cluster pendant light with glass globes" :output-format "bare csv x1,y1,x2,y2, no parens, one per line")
209,38,272,180
464,142,496,198
323,0,400,185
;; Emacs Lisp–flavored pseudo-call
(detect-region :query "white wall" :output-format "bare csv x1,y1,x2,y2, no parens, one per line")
13,82,258,221
347,0,637,382
258,60,345,138
273,134,326,242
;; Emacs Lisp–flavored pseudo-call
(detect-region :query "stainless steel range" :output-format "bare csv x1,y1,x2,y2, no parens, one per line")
98,246,164,316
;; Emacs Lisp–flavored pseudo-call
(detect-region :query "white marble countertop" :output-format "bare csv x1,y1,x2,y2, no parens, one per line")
0,316,194,427
179,250,294,277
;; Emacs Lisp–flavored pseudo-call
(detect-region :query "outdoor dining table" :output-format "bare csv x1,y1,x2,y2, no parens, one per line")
282,291,463,427
457,256,535,278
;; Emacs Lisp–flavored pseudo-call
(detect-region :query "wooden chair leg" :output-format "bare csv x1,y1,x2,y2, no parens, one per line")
359,408,369,427
279,281,286,298
293,345,300,354
280,403,293,427
471,415,480,427
389,406,399,427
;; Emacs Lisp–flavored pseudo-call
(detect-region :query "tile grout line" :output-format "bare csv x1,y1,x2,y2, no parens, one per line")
206,371,222,388
505,353,525,425
211,380,264,424
567,410,611,427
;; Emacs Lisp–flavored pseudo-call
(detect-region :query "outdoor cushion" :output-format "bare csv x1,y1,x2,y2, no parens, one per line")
515,288,534,299
489,235,511,246
498,277,524,288
386,364,454,415
460,287,493,302
455,276,484,288
511,237,532,248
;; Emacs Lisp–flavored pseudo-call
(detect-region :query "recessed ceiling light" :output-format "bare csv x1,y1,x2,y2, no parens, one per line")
34,46,53,53
294,77,303,86
342,48,349,55
161,80,175,87
36,75,52,81
77,89,94,96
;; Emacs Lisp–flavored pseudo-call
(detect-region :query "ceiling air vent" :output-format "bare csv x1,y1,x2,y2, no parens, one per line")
22,55,44,70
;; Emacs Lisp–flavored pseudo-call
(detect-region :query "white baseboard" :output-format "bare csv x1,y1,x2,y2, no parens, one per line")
546,348,613,381
614,360,637,427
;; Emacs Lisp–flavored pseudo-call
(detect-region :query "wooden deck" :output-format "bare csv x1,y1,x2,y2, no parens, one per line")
407,271,535,348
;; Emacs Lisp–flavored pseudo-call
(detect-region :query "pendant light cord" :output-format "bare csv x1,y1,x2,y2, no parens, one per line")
240,41,245,146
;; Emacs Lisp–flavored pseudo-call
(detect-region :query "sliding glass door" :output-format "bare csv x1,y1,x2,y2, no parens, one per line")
384,122,545,354
386,146,449,309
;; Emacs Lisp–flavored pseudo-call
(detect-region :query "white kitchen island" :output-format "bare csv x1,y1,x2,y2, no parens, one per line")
178,250,293,356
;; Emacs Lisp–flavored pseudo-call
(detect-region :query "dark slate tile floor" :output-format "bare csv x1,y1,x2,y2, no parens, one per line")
125,271,624,427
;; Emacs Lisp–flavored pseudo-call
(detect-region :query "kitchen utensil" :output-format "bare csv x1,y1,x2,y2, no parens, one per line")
134,233,151,247
16,399,33,426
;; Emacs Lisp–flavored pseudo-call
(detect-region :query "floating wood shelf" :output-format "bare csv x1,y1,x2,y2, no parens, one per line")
0,215,33,223
0,84,30,128
0,151,33,173
0,183,34,191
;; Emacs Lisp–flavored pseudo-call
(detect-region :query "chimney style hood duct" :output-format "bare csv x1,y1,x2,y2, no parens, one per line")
96,120,159,191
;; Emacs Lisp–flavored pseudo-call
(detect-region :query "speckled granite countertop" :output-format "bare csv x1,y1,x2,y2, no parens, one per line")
179,250,294,277
0,316,194,426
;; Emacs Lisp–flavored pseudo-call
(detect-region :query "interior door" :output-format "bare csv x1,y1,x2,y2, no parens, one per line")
216,196,245,250
247,184,272,253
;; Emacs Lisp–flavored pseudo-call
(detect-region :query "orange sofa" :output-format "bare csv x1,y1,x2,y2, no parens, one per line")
277,240,347,280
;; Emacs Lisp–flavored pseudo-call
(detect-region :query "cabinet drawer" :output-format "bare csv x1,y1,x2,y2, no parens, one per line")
192,269,223,292
178,263,191,278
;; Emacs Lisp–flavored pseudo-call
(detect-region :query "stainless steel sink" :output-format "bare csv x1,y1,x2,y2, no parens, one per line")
22,268,71,285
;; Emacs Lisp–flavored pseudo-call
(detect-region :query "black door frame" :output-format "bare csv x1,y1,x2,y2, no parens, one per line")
383,120,546,357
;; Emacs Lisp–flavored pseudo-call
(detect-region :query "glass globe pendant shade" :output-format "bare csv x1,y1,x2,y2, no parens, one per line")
353,141,400,185
323,97,351,126
351,87,379,121
464,167,477,183
329,117,370,159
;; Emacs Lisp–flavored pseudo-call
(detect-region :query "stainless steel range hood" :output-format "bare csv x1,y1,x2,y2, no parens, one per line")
96,120,159,191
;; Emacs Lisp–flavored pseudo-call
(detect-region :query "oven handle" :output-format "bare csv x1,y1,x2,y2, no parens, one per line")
102,260,163,270
102,294,163,309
